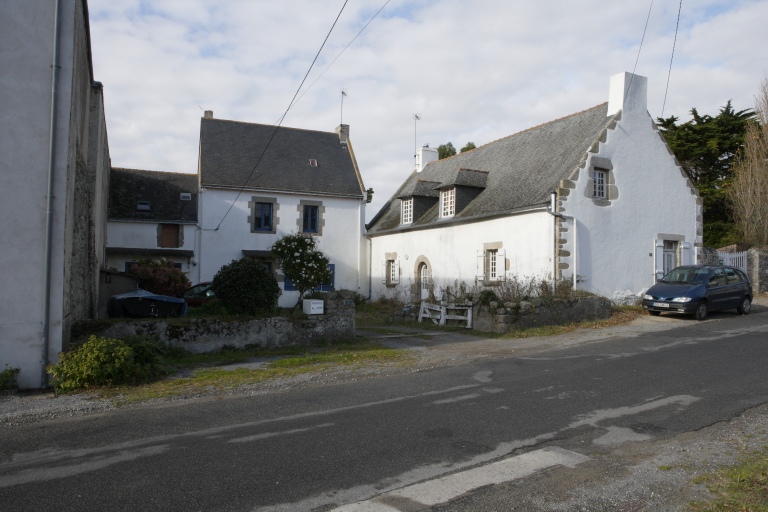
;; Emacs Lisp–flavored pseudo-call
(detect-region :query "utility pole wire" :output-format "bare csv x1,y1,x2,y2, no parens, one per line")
661,0,683,118
214,0,349,230
627,0,654,107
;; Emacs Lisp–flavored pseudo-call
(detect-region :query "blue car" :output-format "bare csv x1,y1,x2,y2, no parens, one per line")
642,265,752,321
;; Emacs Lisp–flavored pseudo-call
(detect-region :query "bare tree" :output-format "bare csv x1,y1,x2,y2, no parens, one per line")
728,78,768,248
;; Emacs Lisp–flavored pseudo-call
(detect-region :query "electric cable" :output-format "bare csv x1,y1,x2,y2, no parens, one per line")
213,0,349,230
627,0,655,104
661,0,683,118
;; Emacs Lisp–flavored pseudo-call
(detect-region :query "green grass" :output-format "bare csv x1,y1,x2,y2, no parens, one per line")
502,307,644,339
689,446,768,511
92,341,413,406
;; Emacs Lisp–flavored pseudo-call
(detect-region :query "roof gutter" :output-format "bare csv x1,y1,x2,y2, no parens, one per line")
42,0,62,387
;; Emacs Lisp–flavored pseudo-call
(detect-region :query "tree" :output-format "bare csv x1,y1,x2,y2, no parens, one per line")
271,234,332,306
658,102,754,247
460,142,476,152
728,78,768,248
128,258,190,296
437,142,456,159
212,258,280,315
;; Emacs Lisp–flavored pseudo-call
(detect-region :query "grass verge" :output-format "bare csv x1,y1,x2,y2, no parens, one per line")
502,306,644,339
689,446,768,511
92,341,413,406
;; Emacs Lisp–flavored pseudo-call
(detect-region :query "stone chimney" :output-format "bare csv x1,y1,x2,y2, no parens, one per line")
336,124,349,143
607,72,647,116
415,144,439,172
204,110,213,119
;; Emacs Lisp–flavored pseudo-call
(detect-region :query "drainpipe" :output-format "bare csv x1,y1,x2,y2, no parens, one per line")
42,0,62,387
547,191,576,294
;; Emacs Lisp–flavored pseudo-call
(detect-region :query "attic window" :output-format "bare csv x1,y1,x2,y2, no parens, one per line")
136,201,151,212
309,159,318,167
180,192,192,201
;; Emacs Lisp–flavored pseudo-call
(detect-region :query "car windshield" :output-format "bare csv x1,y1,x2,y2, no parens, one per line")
660,267,709,284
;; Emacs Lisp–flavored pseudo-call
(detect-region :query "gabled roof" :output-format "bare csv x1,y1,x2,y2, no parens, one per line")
368,103,614,233
108,168,198,222
199,118,365,198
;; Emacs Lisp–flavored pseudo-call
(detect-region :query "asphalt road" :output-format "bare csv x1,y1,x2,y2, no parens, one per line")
1,309,768,511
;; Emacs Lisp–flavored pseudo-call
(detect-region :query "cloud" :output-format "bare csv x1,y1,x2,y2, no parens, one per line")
88,0,768,220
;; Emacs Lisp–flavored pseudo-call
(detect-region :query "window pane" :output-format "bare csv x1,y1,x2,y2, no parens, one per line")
254,202,273,230
303,205,318,232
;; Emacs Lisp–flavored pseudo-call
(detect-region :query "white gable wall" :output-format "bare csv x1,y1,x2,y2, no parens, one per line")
370,211,554,301
106,221,198,278
200,188,366,307
559,73,701,303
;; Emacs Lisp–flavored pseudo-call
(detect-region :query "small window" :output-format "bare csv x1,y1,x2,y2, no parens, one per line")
440,188,456,218
309,159,318,167
253,202,273,231
477,248,506,283
180,193,192,201
401,198,413,224
383,259,400,285
593,169,607,199
136,201,150,211
303,205,319,233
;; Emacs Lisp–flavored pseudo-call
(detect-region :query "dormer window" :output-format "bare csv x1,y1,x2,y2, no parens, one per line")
309,159,318,167
440,187,455,218
136,201,150,211
180,192,192,201
401,198,413,224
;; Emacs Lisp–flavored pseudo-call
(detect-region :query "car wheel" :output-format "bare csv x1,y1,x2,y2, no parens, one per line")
648,310,661,316
695,301,708,321
737,297,752,315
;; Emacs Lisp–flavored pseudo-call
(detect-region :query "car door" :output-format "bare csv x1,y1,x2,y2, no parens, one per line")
724,267,747,307
706,268,730,311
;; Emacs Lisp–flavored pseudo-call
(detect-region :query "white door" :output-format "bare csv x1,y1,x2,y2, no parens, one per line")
663,240,679,275
419,263,430,301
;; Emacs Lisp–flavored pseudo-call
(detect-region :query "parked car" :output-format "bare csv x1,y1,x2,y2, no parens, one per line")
108,289,188,318
180,282,215,307
642,265,752,321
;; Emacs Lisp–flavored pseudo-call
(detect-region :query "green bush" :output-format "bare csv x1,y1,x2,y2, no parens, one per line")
0,366,20,391
212,258,280,315
46,335,180,393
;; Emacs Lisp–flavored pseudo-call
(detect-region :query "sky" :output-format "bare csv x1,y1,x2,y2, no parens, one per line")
87,0,768,222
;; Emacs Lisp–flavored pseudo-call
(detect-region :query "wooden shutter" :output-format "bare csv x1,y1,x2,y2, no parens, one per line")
653,239,664,281
476,250,485,280
497,248,507,282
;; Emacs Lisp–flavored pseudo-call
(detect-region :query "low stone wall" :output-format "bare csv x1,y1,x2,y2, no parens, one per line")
89,291,356,353
473,296,612,333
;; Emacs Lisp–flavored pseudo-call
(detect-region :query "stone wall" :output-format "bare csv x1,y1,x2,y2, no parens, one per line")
472,296,612,333
88,291,356,353
748,248,768,294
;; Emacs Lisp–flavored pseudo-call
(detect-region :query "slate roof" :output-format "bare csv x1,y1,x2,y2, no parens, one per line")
199,118,365,198
368,103,614,233
108,168,198,222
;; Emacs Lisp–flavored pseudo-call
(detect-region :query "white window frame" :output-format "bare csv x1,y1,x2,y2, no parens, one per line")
593,169,607,199
440,187,456,218
476,248,506,282
401,198,413,224
382,259,400,285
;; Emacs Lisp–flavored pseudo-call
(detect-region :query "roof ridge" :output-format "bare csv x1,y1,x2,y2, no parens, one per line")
112,167,196,176
201,117,336,136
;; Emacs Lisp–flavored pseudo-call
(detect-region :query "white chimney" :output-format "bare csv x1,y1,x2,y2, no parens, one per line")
415,144,438,172
204,110,214,119
607,72,647,116
336,124,349,143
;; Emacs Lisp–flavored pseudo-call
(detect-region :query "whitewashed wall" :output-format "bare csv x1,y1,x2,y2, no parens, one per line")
199,188,367,307
369,211,554,301
560,73,701,303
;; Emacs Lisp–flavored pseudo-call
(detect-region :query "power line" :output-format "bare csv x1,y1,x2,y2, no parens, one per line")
214,0,349,230
627,0,654,105
661,0,683,118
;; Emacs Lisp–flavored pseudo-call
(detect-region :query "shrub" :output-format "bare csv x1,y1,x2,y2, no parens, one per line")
128,258,190,296
212,258,280,315
0,366,20,391
47,336,139,392
271,233,332,305
46,336,178,393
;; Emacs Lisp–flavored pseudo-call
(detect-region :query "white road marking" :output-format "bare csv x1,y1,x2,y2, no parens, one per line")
433,393,481,404
473,370,493,383
330,447,589,511
229,423,334,443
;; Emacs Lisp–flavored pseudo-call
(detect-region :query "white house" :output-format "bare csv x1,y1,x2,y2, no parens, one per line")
197,113,369,306
0,0,111,388
106,168,199,279
367,72,701,304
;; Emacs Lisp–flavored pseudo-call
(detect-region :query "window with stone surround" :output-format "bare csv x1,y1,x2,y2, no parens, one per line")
248,196,278,234
298,200,325,235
